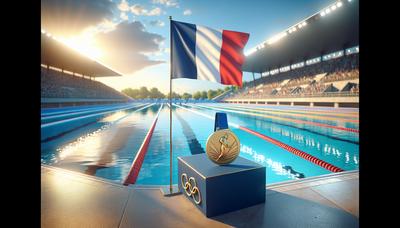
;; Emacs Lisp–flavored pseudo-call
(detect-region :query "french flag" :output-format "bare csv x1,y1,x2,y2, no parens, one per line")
171,20,249,87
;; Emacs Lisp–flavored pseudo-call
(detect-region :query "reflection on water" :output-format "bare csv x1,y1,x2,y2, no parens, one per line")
241,144,303,180
99,111,128,123
266,122,359,166
140,105,159,116
56,122,137,170
180,103,359,174
193,104,359,144
49,106,155,176
42,103,359,184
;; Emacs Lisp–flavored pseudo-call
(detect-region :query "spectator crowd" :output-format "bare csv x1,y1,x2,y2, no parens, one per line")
226,53,359,100
41,68,128,100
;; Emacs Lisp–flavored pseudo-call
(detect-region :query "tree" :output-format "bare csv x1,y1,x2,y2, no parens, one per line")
167,92,181,99
122,88,140,99
149,87,165,98
207,89,217,100
230,85,239,91
193,91,202,100
224,86,231,92
139,87,149,98
121,88,133,97
216,89,224,97
201,91,208,99
182,93,192,100
122,86,166,99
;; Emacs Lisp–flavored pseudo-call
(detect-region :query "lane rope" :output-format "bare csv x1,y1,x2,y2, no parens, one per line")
238,126,344,173
192,104,359,134
174,103,344,173
41,103,141,121
224,103,359,115
41,103,129,117
123,104,164,185
41,103,150,128
207,104,359,123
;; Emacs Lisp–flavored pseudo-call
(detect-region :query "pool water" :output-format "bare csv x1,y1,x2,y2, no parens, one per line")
41,102,359,185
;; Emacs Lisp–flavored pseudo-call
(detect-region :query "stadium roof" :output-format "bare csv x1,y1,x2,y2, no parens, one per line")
41,33,122,77
243,0,358,73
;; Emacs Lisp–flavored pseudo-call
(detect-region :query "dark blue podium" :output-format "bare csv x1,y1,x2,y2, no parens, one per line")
178,154,266,217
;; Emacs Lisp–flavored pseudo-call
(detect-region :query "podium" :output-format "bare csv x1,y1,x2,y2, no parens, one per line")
178,154,266,217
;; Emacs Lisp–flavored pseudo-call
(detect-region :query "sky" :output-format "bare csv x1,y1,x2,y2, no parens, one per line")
41,0,334,94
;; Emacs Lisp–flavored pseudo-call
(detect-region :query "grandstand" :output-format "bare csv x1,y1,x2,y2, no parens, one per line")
224,0,359,108
41,32,131,107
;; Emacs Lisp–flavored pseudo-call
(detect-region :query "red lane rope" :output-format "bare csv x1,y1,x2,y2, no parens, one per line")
123,105,163,185
301,121,359,133
238,126,344,173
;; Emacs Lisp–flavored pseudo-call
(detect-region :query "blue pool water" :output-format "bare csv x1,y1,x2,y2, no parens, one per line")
41,102,359,185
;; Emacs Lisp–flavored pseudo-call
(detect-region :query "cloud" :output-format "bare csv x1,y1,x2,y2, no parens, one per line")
183,9,192,16
120,12,129,20
130,4,163,16
147,7,163,16
93,19,118,33
130,4,146,15
149,20,165,27
152,0,179,8
118,0,130,12
41,0,116,36
95,21,165,74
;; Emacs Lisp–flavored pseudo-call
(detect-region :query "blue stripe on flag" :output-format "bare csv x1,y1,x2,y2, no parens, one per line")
171,20,197,79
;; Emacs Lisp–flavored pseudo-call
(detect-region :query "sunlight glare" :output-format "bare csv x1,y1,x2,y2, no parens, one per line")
58,34,103,60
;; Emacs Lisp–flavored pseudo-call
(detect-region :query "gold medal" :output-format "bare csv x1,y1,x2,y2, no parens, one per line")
206,129,240,165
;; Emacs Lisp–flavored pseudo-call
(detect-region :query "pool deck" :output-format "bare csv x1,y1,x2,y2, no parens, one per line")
42,165,359,227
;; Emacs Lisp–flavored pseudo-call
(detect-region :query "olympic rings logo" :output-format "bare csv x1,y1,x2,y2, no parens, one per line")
181,173,201,205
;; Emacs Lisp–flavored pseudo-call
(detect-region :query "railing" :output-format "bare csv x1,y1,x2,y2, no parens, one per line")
212,89,232,101
226,91,359,100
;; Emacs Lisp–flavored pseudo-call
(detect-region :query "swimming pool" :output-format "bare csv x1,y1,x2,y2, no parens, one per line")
41,102,359,185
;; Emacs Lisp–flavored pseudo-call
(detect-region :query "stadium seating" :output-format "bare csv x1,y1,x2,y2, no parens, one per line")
41,67,128,100
225,53,358,100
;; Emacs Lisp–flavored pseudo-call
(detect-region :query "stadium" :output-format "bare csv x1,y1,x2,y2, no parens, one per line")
41,0,359,227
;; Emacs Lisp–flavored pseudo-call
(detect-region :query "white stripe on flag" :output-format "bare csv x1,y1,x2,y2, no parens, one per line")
195,25,223,83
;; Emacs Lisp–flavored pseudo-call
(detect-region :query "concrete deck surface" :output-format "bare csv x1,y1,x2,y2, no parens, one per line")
41,165,358,227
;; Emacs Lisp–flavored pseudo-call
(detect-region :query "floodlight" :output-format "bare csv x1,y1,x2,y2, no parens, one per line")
321,12,326,16
244,49,256,56
325,8,331,14
331,5,337,10
267,32,287,45
337,2,343,7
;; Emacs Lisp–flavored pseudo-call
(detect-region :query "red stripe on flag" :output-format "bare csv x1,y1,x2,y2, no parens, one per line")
219,30,249,87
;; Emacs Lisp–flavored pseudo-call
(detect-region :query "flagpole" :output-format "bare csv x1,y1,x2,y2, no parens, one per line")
169,16,173,194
